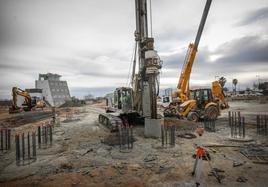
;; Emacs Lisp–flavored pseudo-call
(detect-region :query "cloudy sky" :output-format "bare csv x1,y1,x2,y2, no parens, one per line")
0,0,268,99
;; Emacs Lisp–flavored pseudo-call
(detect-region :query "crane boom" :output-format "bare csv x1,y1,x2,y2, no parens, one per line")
176,0,212,102
194,0,212,48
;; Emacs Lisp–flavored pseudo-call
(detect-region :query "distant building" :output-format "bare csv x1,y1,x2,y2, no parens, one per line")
35,73,71,107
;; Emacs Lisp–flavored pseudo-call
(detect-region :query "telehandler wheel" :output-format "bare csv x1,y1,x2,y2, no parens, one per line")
187,112,199,122
204,106,218,120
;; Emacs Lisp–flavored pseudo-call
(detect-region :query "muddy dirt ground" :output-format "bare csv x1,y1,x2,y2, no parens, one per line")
0,100,268,187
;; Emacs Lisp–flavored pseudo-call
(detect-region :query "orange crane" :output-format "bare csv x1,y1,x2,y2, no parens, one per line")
164,0,228,121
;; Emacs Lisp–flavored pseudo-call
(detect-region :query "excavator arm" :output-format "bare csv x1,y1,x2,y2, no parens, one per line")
10,87,32,113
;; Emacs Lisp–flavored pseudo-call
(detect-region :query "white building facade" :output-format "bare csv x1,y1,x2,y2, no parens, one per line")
35,73,71,107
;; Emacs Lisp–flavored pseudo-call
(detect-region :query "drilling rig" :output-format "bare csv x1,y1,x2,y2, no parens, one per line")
99,0,162,137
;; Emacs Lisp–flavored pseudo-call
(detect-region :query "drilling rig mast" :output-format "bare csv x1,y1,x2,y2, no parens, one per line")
99,0,162,137
132,0,162,120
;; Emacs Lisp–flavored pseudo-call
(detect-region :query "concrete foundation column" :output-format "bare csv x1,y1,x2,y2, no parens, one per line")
144,118,161,138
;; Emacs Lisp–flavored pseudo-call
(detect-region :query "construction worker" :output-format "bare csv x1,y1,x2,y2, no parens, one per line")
121,93,131,111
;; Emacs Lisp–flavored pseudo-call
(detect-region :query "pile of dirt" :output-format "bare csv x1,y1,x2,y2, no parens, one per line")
0,111,53,128
59,100,86,108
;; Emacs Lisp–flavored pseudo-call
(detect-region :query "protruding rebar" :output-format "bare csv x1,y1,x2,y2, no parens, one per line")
0,129,3,150
22,133,25,161
27,132,30,160
15,134,19,163
8,129,11,149
38,126,41,148
242,117,245,138
49,125,53,145
32,131,36,159
130,125,133,149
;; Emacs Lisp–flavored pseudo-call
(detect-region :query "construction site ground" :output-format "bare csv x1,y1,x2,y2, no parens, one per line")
0,100,268,187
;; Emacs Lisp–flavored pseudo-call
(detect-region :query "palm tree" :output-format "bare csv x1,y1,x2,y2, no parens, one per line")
232,79,238,94
218,76,227,88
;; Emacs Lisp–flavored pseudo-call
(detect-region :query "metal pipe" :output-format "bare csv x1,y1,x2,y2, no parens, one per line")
242,117,245,138
32,132,36,159
238,112,241,137
27,132,30,159
49,125,53,145
0,129,3,150
256,115,260,134
228,111,231,126
119,125,122,149
5,129,8,150
22,133,25,160
15,134,19,162
130,125,133,149
44,126,47,145
165,125,168,147
161,125,164,147
230,113,233,137
8,129,11,149
38,126,41,148
234,112,237,137
265,115,267,133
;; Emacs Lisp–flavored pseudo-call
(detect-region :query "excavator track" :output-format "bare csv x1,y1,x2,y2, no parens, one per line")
98,113,123,132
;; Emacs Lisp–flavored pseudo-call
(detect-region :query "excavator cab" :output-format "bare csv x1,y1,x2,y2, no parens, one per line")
105,87,133,114
189,88,213,108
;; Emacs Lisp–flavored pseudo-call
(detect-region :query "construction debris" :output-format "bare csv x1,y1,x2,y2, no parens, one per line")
177,132,197,139
240,145,268,163
233,161,244,167
236,176,248,183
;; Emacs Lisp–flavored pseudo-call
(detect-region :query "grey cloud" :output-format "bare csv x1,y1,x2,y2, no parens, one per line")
162,46,210,70
162,35,268,79
237,6,268,26
215,36,268,65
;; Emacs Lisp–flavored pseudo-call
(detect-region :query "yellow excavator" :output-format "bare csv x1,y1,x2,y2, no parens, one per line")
9,87,46,113
164,0,228,121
